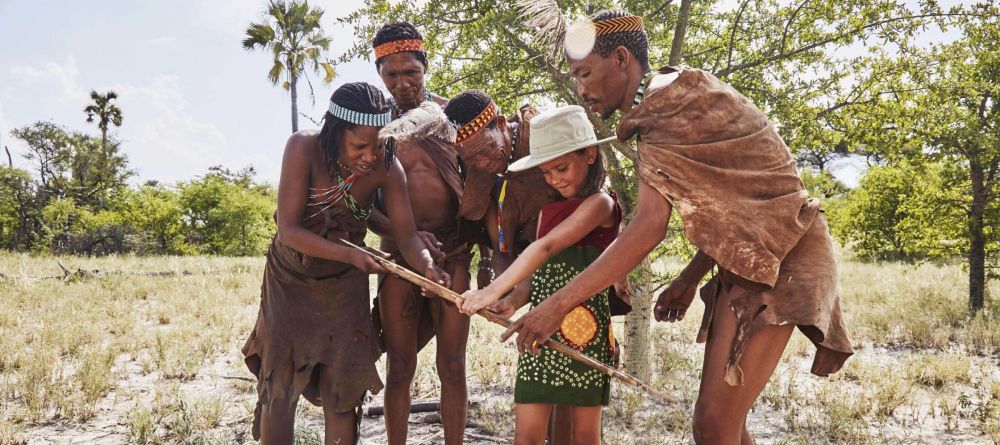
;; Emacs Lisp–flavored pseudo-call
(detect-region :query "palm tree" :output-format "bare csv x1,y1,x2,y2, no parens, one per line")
243,0,336,133
84,90,123,148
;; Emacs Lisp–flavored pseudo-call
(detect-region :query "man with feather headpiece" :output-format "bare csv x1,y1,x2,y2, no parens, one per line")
504,7,854,444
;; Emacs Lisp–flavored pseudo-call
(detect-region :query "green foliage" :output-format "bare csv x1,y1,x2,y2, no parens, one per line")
117,186,191,255
801,168,849,200
0,167,38,250
832,160,997,264
39,197,87,253
10,121,132,209
835,2,999,308
179,167,277,256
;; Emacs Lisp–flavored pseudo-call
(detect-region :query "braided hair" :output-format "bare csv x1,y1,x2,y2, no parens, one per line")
591,10,650,71
443,89,497,130
373,22,428,68
317,82,390,175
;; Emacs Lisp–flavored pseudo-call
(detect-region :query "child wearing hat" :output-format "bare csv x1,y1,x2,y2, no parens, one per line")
457,105,621,445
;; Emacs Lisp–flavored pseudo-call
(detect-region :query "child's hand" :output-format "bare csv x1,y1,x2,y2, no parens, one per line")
459,288,501,315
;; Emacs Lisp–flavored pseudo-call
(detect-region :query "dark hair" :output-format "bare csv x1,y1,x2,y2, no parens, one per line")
317,82,389,176
576,149,608,198
373,22,428,67
443,89,498,130
590,10,650,71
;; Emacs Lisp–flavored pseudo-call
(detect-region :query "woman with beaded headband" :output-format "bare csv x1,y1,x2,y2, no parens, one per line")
241,82,448,445
506,7,854,445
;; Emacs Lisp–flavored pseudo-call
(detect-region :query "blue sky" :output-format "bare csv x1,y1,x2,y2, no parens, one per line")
0,1,965,187
0,0,380,185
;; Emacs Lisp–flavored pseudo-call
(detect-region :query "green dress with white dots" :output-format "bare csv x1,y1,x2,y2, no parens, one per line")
514,194,621,406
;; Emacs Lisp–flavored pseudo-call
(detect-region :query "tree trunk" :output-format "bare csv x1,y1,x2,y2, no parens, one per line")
623,256,655,382
290,75,299,133
968,153,986,312
4,146,11,168
598,142,653,382
668,0,694,66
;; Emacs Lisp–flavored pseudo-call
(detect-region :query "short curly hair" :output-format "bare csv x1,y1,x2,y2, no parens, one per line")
373,22,428,67
443,89,498,130
590,10,650,71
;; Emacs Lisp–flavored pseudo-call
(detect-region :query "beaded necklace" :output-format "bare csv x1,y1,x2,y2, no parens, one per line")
496,123,520,254
389,89,433,116
633,71,656,107
305,163,374,222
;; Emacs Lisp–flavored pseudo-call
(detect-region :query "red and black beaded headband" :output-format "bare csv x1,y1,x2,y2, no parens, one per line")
374,38,425,61
455,101,500,144
593,15,645,36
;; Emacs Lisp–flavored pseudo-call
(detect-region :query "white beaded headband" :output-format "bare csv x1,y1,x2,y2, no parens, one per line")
328,101,391,127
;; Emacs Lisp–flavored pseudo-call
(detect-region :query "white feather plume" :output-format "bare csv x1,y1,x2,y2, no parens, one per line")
379,101,457,146
515,0,567,62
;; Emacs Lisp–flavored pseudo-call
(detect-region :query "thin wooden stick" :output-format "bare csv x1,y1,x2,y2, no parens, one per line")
341,239,677,404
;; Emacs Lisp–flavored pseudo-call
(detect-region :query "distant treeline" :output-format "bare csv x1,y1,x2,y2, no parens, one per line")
1,121,275,256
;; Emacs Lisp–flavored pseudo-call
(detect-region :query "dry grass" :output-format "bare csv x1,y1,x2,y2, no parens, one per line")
1,251,999,444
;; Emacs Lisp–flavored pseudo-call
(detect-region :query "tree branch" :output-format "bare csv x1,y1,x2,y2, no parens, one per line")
649,0,675,21
780,0,809,54
724,0,751,73
715,13,980,78
668,0,693,65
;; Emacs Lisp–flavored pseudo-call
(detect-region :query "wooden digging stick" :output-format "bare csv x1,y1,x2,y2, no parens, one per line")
341,239,677,404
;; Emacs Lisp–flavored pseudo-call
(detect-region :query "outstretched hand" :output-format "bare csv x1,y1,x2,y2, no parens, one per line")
501,298,565,356
653,277,698,322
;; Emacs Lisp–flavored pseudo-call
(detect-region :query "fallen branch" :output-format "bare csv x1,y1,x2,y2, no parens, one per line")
465,432,509,443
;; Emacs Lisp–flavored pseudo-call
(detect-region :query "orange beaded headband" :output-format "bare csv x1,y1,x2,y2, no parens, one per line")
455,101,499,144
593,15,645,36
374,38,425,60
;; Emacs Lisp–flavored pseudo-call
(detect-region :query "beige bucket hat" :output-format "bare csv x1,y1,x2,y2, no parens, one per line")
508,105,616,172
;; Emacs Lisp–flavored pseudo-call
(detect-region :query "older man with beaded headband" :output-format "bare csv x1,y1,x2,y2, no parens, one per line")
445,91,549,311
503,7,854,445
365,22,481,445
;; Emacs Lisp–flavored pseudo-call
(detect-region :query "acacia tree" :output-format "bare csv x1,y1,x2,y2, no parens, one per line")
243,0,336,132
845,4,999,311
341,0,972,378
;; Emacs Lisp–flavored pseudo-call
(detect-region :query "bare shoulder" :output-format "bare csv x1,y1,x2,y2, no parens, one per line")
284,130,321,158
582,192,616,227
582,191,615,212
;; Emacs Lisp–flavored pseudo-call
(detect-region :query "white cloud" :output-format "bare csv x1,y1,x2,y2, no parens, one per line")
5,56,228,183
110,75,227,182
10,55,89,107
